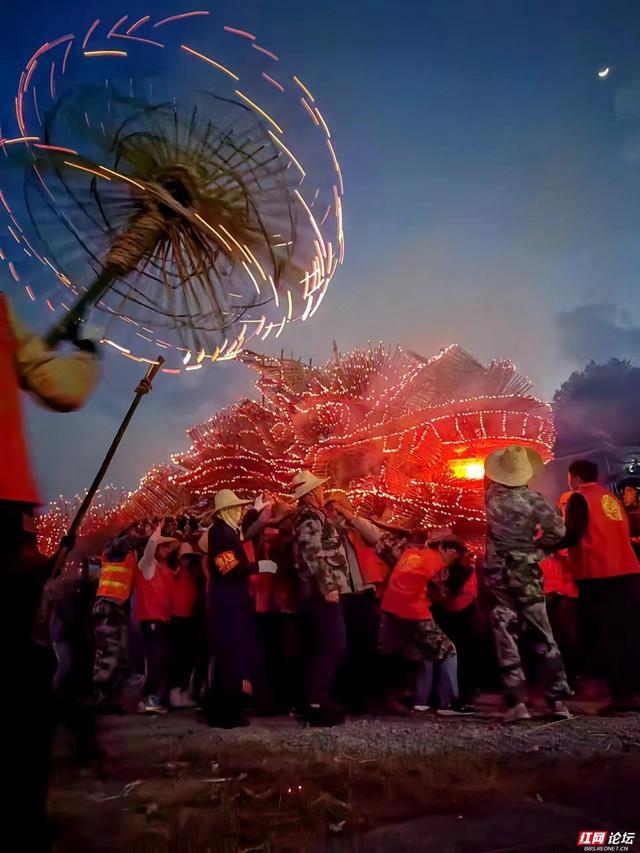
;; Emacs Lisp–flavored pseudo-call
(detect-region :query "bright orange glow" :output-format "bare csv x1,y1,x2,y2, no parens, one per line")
180,45,239,80
449,458,485,480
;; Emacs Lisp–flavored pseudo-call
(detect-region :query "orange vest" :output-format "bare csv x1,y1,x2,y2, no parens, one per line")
97,551,137,602
134,563,173,622
0,294,40,504
171,567,199,618
349,531,390,588
568,483,640,581
382,548,443,621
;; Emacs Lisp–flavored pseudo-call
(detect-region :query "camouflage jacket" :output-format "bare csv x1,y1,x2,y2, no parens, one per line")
293,504,349,596
375,531,411,569
485,481,565,568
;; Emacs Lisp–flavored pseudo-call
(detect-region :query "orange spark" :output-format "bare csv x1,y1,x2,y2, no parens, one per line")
235,90,283,133
64,160,111,180
154,11,210,28
293,75,315,102
252,44,279,61
82,19,100,50
180,45,239,80
224,26,256,40
83,50,128,57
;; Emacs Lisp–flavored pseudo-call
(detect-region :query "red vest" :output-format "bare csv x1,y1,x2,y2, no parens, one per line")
568,483,640,581
382,548,443,621
134,563,173,622
97,552,137,602
0,294,40,504
349,531,390,588
171,567,199,618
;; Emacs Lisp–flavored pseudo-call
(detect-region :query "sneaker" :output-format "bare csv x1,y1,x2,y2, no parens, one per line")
304,706,345,727
412,705,430,713
549,700,571,720
437,701,476,717
503,702,532,723
137,695,168,715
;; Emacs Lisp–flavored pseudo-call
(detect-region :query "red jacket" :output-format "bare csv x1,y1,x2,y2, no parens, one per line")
135,563,173,622
568,483,640,581
382,548,443,621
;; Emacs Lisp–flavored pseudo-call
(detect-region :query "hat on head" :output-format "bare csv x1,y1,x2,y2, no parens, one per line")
427,527,465,548
484,445,543,487
213,489,251,514
292,469,330,500
369,508,413,535
154,534,180,553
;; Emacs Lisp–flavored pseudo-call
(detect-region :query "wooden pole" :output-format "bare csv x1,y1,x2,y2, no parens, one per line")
47,355,165,578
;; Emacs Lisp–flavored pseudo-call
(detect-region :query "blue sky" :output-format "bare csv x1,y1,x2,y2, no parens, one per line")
3,0,640,501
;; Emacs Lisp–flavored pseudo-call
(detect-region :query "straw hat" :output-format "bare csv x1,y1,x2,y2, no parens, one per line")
484,445,543,487
369,508,413,535
154,534,180,553
427,527,465,548
213,489,251,514
292,469,329,500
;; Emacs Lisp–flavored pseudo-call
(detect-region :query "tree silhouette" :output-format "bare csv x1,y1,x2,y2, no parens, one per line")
553,359,640,453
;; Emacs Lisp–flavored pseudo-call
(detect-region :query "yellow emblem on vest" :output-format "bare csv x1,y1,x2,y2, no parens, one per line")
601,494,623,522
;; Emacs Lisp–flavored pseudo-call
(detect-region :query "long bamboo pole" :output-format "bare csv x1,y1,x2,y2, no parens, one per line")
47,355,165,578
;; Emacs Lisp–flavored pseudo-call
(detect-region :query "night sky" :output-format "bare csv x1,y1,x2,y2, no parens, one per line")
2,0,640,502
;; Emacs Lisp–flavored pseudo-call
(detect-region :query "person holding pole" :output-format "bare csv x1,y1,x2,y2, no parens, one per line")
0,291,99,849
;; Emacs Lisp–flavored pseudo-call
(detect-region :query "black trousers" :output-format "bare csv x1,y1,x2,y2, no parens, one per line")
140,620,171,703
304,594,347,707
432,602,483,705
336,590,380,711
1,499,54,849
577,575,640,702
255,612,305,710
171,616,196,692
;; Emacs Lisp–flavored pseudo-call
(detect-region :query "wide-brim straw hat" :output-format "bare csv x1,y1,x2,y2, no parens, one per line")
292,469,330,500
213,489,251,514
484,445,544,487
155,535,181,553
427,527,466,548
369,508,413,535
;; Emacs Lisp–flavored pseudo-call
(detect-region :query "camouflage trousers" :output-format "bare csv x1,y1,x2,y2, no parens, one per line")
484,558,571,706
378,611,456,662
93,597,129,703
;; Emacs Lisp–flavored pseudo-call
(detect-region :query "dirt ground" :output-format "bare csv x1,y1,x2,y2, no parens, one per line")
49,698,640,852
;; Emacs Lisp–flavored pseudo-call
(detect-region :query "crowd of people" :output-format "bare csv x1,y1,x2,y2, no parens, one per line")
50,447,640,731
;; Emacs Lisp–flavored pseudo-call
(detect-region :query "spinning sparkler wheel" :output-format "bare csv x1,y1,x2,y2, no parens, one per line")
1,10,344,373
